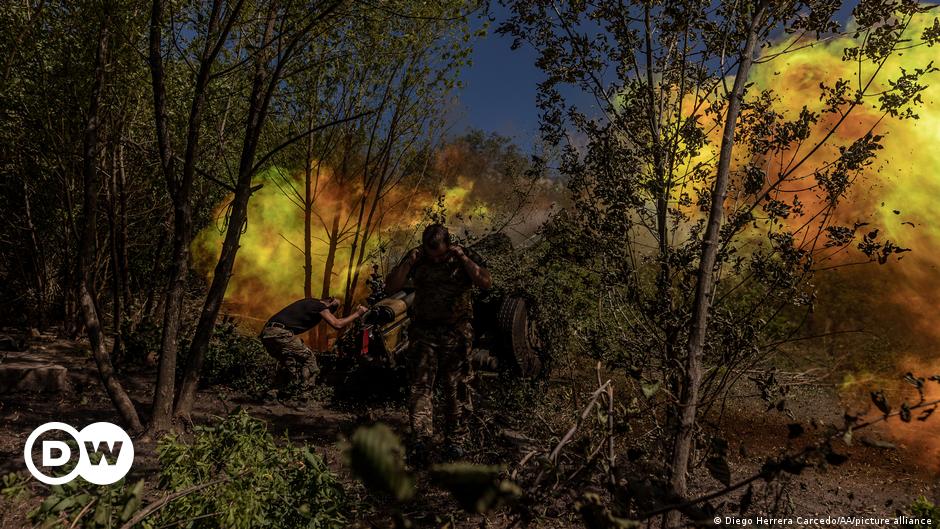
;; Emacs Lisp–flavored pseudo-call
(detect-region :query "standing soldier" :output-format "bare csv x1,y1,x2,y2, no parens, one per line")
385,224,492,462
260,297,367,402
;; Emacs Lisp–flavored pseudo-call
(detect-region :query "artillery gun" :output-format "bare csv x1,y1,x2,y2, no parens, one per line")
320,234,544,397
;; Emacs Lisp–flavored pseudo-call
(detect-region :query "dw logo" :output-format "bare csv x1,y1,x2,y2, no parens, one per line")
23,422,134,485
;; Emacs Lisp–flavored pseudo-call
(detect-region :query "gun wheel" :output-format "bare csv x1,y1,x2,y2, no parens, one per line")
496,296,542,378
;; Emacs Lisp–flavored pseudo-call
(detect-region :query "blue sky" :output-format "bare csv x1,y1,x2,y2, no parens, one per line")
451,5,542,147
451,2,862,150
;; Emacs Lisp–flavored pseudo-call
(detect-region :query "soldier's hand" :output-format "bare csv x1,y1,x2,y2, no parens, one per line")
450,245,466,259
355,305,368,316
407,248,421,264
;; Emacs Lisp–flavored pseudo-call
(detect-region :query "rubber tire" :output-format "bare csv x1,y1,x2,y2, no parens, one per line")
495,296,541,377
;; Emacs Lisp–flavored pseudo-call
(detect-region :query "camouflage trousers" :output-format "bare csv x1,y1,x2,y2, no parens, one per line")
260,325,319,400
406,321,474,443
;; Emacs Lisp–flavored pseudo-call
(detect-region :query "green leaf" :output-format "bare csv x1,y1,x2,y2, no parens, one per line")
347,423,414,501
120,480,145,522
39,495,59,513
51,496,75,513
640,381,660,399
706,456,731,487
430,463,520,513
93,501,112,526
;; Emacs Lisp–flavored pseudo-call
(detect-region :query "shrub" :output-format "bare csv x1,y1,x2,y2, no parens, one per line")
185,317,278,398
155,409,347,528
7,411,347,529
910,497,939,528
123,319,161,365
1,455,145,529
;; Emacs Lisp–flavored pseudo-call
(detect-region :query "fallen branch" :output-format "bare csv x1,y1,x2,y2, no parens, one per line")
118,472,246,529
549,380,611,463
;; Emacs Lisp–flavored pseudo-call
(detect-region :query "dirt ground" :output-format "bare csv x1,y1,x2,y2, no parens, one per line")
1,331,938,528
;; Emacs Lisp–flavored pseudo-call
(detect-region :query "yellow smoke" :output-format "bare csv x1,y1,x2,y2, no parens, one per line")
735,11,940,462
192,163,484,329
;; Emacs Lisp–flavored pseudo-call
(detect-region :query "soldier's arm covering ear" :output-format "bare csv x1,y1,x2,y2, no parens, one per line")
385,248,420,293
456,246,492,290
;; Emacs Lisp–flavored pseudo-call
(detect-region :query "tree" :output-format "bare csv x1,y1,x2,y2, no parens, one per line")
147,0,249,431
499,0,938,523
77,3,143,432
172,0,366,419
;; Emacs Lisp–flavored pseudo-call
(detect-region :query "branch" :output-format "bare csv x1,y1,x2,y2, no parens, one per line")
118,472,246,529
639,395,940,520
250,110,374,176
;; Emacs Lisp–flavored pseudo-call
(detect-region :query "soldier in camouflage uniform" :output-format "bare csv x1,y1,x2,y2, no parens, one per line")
260,297,367,401
385,224,492,456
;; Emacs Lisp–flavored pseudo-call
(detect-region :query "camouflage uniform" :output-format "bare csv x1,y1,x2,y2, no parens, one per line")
405,247,486,442
260,325,319,399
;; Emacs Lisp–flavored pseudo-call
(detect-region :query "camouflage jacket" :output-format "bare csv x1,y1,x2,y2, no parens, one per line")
408,247,487,325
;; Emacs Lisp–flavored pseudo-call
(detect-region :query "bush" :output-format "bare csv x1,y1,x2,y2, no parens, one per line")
910,497,940,528
155,409,347,528
1,451,145,529
185,318,278,398
7,411,347,529
123,319,161,365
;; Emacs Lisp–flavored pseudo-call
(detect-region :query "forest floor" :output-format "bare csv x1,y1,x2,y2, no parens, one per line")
0,329,938,528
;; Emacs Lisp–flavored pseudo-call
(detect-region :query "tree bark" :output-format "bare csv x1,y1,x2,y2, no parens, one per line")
174,2,281,418
78,13,142,432
106,135,124,362
304,137,314,299
668,3,767,526
148,0,232,432
22,178,48,328
174,0,345,418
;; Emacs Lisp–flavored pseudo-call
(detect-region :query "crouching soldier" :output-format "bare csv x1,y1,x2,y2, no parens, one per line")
260,297,367,401
385,224,492,463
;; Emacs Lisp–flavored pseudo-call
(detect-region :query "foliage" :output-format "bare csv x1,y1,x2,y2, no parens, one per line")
0,455,145,529
5,411,347,528
179,317,278,398
155,409,346,528
122,319,162,366
27,477,144,529
347,423,414,501
910,497,940,528
346,423,520,516
495,0,940,524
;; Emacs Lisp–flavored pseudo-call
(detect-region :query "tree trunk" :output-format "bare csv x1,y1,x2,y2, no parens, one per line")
321,213,340,297
174,4,280,418
116,139,132,313
174,0,345,418
304,150,314,299
106,138,124,363
140,219,168,323
22,178,48,328
148,0,228,432
667,3,767,526
317,213,341,351
62,180,79,338
303,134,318,347
150,194,191,430
78,14,143,432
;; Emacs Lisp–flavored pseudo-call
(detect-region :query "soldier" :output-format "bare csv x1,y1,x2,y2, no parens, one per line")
385,224,492,461
260,297,367,401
